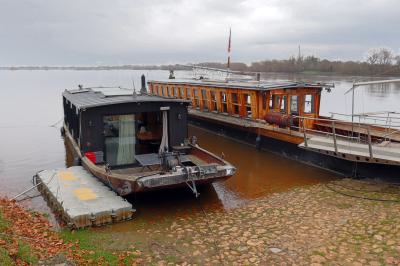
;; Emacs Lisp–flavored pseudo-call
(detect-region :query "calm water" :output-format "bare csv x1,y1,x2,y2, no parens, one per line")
0,70,399,222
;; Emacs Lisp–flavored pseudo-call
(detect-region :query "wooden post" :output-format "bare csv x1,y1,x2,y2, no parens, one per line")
303,118,308,147
367,126,373,159
332,120,338,153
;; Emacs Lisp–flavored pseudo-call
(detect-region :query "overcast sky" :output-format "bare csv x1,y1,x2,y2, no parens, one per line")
0,0,399,66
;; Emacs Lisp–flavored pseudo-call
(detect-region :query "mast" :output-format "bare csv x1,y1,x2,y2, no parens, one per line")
227,27,231,79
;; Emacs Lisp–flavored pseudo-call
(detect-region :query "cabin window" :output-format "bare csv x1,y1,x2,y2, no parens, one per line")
168,87,172,97
280,95,287,114
244,94,252,118
231,93,239,115
180,87,185,98
187,88,191,98
211,91,217,111
174,87,179,97
103,114,136,166
201,90,209,111
304,94,314,114
158,86,163,96
269,95,274,109
270,95,281,111
290,95,299,114
193,89,200,108
221,92,227,113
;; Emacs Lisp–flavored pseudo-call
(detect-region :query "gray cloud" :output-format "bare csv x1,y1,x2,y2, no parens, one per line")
0,0,399,65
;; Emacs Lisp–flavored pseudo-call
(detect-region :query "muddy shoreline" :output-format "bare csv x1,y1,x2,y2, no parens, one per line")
2,178,400,265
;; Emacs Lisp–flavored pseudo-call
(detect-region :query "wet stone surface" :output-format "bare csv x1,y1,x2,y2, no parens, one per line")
94,178,400,265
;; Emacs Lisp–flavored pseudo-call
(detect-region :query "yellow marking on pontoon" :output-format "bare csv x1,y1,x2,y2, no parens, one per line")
73,188,97,200
58,171,78,181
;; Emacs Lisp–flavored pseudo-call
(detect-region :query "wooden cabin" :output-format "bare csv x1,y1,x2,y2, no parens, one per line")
147,80,325,130
63,87,190,168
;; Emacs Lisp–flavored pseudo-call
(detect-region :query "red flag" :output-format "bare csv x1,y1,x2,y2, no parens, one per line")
227,27,231,53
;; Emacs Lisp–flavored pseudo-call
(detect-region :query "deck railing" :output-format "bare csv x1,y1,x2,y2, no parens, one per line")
291,114,400,159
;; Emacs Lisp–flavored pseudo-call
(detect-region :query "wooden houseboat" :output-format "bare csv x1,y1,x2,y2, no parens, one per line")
62,87,236,197
148,77,400,180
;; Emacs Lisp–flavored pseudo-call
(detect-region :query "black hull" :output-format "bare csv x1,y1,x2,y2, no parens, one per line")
189,116,400,181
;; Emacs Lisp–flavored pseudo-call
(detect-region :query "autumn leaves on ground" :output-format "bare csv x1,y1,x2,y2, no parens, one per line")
0,199,140,265
1,179,400,265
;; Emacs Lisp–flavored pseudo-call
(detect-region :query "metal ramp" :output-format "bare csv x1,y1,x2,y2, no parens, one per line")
299,135,400,165
36,166,134,229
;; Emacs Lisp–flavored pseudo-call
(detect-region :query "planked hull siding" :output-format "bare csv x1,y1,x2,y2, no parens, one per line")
189,115,400,181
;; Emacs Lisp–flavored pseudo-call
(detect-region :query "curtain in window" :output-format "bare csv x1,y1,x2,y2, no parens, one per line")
158,110,169,154
116,115,135,165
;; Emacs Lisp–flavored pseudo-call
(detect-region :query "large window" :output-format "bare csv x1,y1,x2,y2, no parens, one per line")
201,90,209,111
103,114,136,166
280,95,287,114
103,112,163,167
244,94,252,117
270,95,280,110
193,89,200,108
304,94,314,114
221,92,227,113
211,91,217,111
290,95,299,114
231,93,239,115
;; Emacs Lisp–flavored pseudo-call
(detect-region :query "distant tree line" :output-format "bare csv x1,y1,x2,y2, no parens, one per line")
188,47,400,76
2,47,399,76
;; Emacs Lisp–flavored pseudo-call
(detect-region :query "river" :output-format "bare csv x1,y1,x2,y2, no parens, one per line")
0,70,399,223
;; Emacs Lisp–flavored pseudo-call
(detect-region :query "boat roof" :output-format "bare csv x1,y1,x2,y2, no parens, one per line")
148,78,333,91
63,87,190,110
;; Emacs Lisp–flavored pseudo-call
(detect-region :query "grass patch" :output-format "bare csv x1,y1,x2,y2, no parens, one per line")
60,229,119,264
0,211,9,232
17,240,38,264
312,250,326,257
0,247,13,266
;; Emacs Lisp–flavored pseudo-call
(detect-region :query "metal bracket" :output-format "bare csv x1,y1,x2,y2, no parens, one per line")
185,179,199,198
184,166,200,197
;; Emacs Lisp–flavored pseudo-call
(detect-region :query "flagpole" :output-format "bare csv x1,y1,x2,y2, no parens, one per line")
227,27,231,80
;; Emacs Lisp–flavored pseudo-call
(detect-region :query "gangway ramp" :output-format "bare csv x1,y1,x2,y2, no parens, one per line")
36,166,134,229
299,135,400,166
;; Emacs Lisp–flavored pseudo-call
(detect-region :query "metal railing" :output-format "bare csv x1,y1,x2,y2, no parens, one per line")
292,113,400,159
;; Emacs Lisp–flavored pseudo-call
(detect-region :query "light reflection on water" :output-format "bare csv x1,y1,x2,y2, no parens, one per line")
0,70,399,224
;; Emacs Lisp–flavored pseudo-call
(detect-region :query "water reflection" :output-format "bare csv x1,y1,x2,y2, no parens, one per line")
367,83,400,98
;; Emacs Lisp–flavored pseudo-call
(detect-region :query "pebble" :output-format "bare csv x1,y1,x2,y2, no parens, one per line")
269,247,282,254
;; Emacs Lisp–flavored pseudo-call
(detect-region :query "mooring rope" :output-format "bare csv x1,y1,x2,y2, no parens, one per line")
325,183,400,203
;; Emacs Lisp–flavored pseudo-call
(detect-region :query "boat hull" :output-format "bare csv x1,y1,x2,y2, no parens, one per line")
189,115,400,181
64,125,235,196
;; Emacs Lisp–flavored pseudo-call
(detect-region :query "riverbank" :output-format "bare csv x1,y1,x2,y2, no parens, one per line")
2,178,400,265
